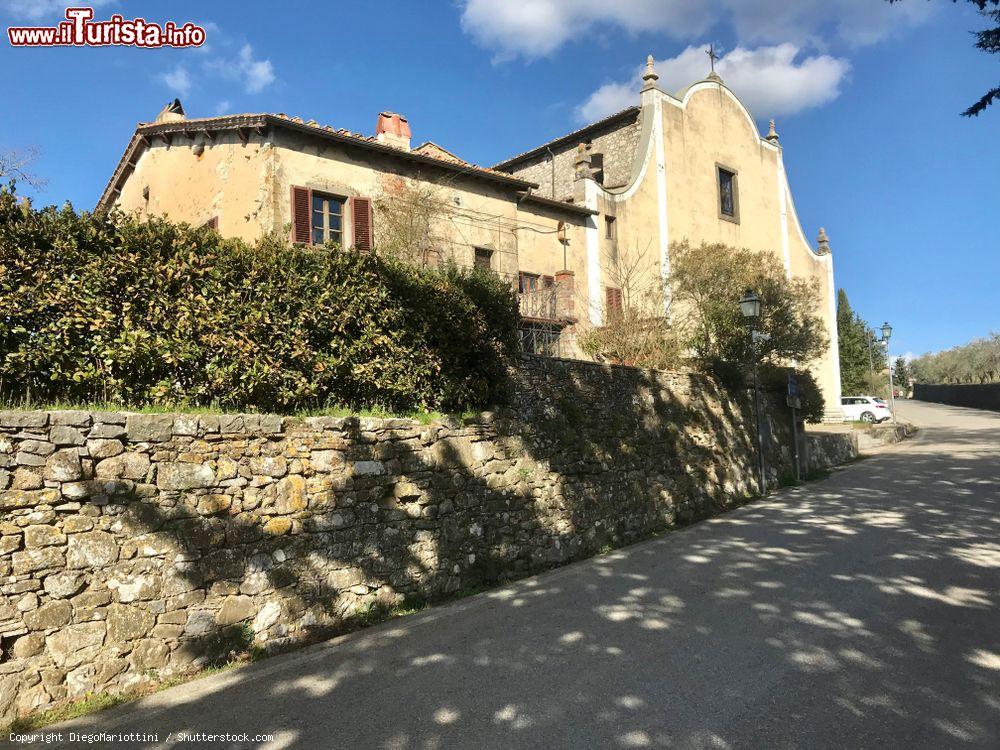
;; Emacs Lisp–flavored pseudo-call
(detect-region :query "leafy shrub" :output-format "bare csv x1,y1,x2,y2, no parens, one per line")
0,188,519,413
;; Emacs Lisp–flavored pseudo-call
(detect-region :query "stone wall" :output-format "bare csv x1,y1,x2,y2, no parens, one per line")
804,432,859,471
913,383,1000,412
0,356,852,722
503,114,642,200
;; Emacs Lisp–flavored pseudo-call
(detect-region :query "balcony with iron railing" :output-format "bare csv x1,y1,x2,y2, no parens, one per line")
516,273,576,324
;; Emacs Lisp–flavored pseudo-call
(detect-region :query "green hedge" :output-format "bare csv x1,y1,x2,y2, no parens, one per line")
0,188,519,413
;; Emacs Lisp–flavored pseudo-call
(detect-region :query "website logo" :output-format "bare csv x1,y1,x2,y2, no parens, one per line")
8,7,206,48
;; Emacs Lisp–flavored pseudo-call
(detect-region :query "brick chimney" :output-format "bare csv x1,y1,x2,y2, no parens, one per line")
375,112,411,151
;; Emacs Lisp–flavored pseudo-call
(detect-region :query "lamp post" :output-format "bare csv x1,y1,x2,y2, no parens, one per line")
880,321,897,425
740,289,766,496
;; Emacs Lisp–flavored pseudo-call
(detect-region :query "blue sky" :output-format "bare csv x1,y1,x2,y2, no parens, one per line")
2,0,996,360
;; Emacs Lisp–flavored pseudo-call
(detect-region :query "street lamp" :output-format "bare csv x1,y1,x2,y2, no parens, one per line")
880,321,897,425
739,289,766,496
739,289,762,321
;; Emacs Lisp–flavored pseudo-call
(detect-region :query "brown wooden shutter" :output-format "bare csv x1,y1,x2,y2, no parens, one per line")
351,196,373,252
203,216,219,231
541,275,555,288
605,287,623,321
291,186,312,245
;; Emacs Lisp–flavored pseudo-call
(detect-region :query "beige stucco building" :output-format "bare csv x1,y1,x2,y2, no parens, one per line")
99,58,842,418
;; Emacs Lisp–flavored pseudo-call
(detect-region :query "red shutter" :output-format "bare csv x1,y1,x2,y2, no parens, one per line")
351,196,373,252
291,186,312,245
605,287,623,321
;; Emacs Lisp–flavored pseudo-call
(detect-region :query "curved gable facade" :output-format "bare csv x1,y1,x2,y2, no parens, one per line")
501,65,842,419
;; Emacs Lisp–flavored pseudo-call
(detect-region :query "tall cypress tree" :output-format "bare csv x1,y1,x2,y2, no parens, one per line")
837,289,881,394
894,356,911,388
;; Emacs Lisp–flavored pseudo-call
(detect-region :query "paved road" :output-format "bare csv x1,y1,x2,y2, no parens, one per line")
13,401,1000,749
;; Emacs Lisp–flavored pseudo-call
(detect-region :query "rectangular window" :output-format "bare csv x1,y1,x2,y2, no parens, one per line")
605,216,616,240
311,192,345,246
717,166,738,222
474,247,493,270
519,271,540,294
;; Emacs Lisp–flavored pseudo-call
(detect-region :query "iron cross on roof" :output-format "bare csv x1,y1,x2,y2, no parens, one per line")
706,44,720,74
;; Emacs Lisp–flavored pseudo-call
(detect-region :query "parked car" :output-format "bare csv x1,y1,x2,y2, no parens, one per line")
841,396,893,423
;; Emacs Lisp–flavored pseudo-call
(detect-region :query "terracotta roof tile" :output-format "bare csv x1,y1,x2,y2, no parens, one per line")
98,111,537,211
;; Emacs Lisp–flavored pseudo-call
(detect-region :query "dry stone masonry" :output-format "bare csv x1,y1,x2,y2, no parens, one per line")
0,357,855,723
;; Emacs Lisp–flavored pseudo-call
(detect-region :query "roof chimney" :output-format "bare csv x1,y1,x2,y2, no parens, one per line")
375,112,411,151
154,98,186,124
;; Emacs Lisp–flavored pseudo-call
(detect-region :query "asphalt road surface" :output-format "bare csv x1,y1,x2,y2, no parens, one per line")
11,400,1000,749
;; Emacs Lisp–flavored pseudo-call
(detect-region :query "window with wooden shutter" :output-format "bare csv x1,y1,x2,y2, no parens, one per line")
541,275,555,289
518,272,540,294
291,186,312,244
351,196,373,252
605,287,623,321
203,216,219,231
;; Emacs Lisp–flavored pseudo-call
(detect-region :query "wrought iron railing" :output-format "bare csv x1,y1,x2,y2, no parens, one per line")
519,323,575,358
518,287,562,321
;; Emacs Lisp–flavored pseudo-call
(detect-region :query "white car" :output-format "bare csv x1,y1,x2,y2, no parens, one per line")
841,396,893,423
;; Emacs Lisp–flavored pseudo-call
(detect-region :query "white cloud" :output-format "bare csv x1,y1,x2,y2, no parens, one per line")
721,0,933,49
459,0,933,60
238,44,276,93
3,0,114,21
161,65,192,97
461,0,712,60
214,100,231,115
205,44,275,94
577,43,850,122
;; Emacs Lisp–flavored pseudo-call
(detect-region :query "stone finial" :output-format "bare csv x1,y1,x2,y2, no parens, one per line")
766,119,779,144
641,55,659,89
817,227,830,254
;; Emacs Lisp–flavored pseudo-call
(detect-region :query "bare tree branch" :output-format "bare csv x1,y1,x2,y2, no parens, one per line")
0,147,47,189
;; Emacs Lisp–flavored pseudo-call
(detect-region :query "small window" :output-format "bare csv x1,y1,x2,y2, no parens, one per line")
311,191,345,246
717,166,738,222
590,153,605,185
605,216,616,240
474,247,493,270
519,271,540,294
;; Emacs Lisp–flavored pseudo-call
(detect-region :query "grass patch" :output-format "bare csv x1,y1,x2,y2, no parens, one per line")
7,693,134,732
0,398,478,425
2,658,253,734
